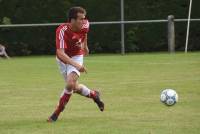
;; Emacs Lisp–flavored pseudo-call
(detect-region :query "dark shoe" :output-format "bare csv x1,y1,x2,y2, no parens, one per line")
93,90,104,112
47,113,58,122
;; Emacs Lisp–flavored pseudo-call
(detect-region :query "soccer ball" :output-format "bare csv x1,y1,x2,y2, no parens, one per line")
160,89,178,106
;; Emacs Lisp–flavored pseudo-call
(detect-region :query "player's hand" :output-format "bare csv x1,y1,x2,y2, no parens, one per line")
75,41,83,49
84,47,89,56
78,65,87,73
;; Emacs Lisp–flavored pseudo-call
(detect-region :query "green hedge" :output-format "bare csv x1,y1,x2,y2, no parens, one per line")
0,0,200,56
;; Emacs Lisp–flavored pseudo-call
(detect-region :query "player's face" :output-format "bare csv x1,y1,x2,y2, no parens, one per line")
73,13,85,30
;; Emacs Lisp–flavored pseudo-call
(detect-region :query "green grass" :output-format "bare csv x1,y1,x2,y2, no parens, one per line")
0,52,200,134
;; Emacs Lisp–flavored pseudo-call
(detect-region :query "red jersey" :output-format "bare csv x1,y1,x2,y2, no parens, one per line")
56,19,89,57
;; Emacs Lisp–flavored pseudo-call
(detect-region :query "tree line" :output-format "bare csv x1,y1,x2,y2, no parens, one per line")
0,0,199,56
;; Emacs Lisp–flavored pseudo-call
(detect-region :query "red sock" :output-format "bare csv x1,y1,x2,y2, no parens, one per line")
54,93,71,117
87,90,97,99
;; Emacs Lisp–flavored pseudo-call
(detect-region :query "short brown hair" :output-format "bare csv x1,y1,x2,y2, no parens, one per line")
68,6,86,22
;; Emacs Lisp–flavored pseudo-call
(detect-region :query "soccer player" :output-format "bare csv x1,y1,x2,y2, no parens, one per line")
47,7,104,122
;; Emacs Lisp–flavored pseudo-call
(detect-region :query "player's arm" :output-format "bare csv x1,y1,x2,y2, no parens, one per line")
56,49,87,73
83,34,89,56
56,27,86,73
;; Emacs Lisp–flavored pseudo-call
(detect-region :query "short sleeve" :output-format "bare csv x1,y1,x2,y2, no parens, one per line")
56,26,68,49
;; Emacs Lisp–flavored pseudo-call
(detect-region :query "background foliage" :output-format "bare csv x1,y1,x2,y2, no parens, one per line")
0,0,199,55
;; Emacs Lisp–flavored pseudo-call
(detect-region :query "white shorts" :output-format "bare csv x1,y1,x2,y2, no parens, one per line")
56,55,83,79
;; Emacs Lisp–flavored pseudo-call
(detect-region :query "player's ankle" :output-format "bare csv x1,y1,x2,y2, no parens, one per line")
89,90,97,99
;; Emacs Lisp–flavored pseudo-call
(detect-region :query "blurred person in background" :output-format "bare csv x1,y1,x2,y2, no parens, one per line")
0,44,10,59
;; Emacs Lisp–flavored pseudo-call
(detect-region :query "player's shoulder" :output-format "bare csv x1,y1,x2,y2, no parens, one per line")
56,23,68,33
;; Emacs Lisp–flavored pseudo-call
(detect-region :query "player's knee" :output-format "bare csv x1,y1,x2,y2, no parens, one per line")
66,85,73,92
76,84,83,89
73,83,82,93
66,72,79,90
66,78,77,90
66,81,76,90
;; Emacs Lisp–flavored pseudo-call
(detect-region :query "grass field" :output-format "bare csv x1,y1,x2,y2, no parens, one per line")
0,53,200,134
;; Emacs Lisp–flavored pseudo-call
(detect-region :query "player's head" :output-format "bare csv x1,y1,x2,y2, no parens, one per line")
68,6,86,30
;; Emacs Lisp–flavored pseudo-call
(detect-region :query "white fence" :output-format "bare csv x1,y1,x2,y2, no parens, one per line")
0,18,200,27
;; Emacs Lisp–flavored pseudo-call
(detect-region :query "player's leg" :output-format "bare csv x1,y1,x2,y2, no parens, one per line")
4,50,10,59
74,84,104,111
48,72,78,122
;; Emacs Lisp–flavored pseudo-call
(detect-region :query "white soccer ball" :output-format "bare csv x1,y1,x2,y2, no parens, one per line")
160,89,178,106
